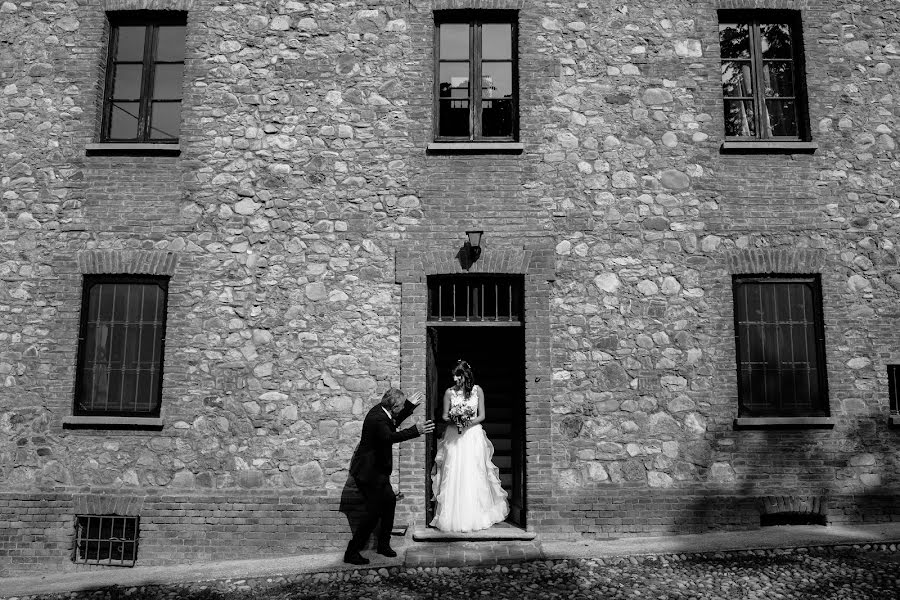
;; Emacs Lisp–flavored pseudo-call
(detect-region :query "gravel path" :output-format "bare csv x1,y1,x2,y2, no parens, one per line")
14,548,900,600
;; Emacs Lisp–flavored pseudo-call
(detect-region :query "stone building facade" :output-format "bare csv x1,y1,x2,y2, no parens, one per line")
1,0,899,576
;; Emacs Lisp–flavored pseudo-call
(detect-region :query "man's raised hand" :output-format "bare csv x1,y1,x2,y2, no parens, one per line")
417,419,435,435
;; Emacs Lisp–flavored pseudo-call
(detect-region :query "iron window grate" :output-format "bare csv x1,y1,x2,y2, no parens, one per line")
428,275,523,323
74,275,169,417
889,365,900,415
732,276,828,417
74,515,139,566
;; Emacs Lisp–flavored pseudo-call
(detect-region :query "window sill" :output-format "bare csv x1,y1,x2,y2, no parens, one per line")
85,143,181,156
734,417,835,430
427,142,523,154
721,140,818,154
63,416,163,430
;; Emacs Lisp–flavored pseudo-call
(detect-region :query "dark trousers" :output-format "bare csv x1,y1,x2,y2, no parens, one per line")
346,476,395,554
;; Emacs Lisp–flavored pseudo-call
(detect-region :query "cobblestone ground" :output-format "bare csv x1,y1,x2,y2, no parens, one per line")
16,548,900,600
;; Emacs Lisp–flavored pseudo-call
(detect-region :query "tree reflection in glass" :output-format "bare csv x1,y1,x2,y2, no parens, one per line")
719,18,800,138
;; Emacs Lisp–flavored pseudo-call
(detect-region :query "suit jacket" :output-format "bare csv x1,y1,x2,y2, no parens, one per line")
349,400,419,485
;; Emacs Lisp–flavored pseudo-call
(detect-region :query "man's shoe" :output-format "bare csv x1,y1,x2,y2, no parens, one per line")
343,551,370,565
376,545,397,558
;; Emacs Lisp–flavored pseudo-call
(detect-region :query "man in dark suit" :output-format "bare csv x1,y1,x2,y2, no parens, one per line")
345,387,434,565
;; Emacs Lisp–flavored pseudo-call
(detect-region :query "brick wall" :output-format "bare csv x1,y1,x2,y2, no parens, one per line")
1,0,898,575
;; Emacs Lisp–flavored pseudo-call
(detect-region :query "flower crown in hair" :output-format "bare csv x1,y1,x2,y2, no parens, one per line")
456,359,470,369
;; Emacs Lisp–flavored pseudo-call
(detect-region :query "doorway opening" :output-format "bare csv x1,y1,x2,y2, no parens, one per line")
424,275,526,528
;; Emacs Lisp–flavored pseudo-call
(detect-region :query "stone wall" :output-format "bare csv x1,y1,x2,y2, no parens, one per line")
1,0,899,575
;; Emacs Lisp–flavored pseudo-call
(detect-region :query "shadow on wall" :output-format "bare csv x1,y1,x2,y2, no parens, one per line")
681,418,900,545
338,446,365,551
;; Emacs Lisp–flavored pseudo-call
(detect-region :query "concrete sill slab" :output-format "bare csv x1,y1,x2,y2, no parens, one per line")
86,143,181,156
734,417,835,430
427,142,523,154
63,416,164,430
413,526,536,542
721,140,818,153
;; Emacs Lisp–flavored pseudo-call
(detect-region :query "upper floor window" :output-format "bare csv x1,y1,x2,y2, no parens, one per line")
102,13,186,143
435,11,518,142
733,276,828,417
719,11,809,140
74,276,169,417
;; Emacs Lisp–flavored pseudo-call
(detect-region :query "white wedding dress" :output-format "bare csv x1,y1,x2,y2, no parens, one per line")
430,385,509,532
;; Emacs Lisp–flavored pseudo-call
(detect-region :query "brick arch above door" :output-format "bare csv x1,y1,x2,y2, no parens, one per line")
395,243,556,283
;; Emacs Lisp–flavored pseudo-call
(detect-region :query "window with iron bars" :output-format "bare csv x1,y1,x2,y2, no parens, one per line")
732,275,829,417
427,275,523,323
74,276,169,417
889,365,900,416
74,515,139,566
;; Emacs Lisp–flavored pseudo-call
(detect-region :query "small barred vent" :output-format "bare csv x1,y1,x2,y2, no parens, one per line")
759,495,826,527
74,515,139,566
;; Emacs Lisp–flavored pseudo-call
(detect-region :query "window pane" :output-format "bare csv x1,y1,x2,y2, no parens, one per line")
719,23,750,59
482,24,512,60
95,284,115,321
440,62,470,98
439,23,469,59
763,61,794,97
721,61,753,97
790,324,809,363
761,23,792,59
111,284,127,322
108,102,140,139
439,99,469,137
744,284,762,321
482,99,513,137
124,325,140,365
790,283,812,320
140,324,158,365
764,99,798,136
156,25,186,61
150,102,181,140
747,324,764,364
153,64,183,99
724,100,756,137
760,284,777,322
112,64,143,99
482,62,512,98
115,26,146,61
142,285,163,320
127,285,144,322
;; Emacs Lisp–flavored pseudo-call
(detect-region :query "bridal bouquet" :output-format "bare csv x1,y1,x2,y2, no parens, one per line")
448,403,477,433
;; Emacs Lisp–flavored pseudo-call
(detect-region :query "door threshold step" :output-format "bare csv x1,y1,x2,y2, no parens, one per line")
413,527,537,542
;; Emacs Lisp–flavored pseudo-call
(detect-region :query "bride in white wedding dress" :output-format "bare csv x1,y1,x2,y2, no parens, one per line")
430,360,509,532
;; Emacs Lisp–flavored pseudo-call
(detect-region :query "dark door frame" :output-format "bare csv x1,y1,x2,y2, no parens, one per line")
425,322,526,528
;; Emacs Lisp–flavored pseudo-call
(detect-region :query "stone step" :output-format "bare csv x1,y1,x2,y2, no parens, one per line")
404,540,544,568
412,525,537,542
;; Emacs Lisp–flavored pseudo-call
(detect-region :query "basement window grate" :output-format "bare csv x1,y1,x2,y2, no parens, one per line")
74,515,139,566
760,512,826,527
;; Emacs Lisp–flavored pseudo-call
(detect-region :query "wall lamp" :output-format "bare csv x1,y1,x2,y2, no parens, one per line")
464,230,483,266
